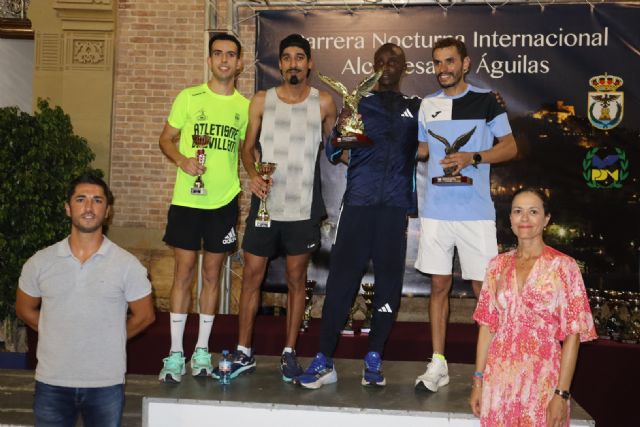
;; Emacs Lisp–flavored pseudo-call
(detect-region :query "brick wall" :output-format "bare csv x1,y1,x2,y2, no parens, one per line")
111,0,257,232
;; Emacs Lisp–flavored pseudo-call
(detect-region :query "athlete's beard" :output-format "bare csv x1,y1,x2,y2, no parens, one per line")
284,68,302,85
437,72,462,89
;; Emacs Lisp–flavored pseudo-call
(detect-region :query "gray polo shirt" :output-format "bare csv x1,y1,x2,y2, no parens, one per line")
19,236,152,387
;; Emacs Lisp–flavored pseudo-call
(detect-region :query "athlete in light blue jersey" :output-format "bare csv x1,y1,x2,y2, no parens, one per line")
414,37,518,393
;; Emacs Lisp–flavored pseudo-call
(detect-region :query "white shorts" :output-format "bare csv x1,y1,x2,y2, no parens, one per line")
414,218,497,281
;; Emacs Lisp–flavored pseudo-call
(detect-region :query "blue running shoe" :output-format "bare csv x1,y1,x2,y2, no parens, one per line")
297,352,337,389
212,350,256,380
280,350,303,383
361,351,386,387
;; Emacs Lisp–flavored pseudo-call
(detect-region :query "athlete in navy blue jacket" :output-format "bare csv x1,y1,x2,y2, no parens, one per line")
298,43,420,389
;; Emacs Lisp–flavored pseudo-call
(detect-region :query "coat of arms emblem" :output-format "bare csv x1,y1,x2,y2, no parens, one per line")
587,73,623,130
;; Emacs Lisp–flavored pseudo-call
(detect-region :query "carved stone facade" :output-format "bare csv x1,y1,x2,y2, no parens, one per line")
73,39,104,63
0,0,30,19
65,31,112,69
30,0,115,176
34,33,62,70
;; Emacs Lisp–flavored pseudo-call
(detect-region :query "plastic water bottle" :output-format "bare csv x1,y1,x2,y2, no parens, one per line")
219,350,231,385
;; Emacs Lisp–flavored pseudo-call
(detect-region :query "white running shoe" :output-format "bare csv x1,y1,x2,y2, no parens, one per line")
414,358,449,392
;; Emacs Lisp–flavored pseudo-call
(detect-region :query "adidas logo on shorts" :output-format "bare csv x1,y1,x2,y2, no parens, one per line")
223,227,236,245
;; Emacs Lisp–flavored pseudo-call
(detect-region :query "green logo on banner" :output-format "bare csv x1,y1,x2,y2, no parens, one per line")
582,147,629,189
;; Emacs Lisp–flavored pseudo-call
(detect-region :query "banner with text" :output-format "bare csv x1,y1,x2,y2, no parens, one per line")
256,3,639,295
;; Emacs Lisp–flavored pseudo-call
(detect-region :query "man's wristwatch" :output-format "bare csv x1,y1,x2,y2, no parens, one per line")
472,152,482,168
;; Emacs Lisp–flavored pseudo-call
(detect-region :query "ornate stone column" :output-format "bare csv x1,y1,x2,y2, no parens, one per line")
30,0,115,178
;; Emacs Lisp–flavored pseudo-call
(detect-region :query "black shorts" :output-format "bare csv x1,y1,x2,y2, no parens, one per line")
163,197,238,253
242,213,321,258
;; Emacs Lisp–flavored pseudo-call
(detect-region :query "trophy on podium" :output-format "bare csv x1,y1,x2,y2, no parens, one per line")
300,279,316,332
590,294,608,338
341,291,365,336
254,162,277,227
340,303,360,336
190,135,210,195
360,283,375,335
318,70,382,149
429,126,476,186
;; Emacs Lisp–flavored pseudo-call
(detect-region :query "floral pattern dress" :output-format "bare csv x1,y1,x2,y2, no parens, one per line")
473,246,597,427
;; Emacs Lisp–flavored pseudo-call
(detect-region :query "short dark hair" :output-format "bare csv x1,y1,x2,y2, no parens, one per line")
279,33,311,59
433,37,468,60
209,33,242,57
67,173,114,206
374,43,406,61
512,187,550,215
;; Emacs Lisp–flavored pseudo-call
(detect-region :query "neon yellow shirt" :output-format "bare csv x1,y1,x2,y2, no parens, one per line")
167,84,249,209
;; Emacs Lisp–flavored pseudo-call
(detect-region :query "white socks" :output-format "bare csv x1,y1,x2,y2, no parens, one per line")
169,313,188,354
237,345,252,357
195,314,215,349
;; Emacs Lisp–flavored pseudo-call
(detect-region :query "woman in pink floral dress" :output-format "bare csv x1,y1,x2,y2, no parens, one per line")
469,188,596,427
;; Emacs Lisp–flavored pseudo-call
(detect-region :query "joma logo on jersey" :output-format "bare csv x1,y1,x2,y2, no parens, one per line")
582,147,629,189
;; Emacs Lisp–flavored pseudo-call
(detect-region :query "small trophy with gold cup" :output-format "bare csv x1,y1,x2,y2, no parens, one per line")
360,282,375,335
254,161,277,228
300,279,317,332
341,299,363,336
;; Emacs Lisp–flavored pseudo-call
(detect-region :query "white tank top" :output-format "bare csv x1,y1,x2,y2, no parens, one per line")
259,87,322,221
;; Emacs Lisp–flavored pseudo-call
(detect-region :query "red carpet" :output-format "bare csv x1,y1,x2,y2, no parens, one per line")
27,312,639,427
124,313,478,373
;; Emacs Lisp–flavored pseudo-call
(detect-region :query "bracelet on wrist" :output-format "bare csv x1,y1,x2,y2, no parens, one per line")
472,371,484,378
554,389,570,400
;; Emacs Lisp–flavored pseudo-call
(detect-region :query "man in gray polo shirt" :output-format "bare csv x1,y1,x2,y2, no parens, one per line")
16,174,155,427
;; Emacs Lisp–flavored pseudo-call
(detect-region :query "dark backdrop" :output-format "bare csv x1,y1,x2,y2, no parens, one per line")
254,4,640,295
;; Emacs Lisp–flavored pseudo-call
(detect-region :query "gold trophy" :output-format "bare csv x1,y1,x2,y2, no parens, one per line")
190,135,210,195
360,283,375,335
300,279,317,332
254,162,277,228
318,70,382,149
429,126,476,186
341,300,361,336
